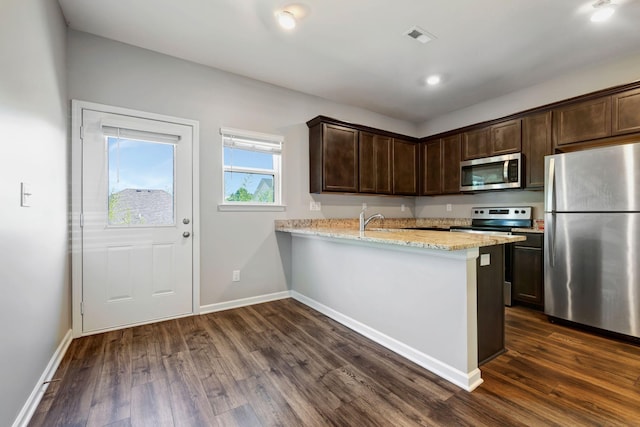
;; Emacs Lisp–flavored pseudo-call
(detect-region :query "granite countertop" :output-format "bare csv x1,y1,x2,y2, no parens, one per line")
512,228,545,234
275,219,526,251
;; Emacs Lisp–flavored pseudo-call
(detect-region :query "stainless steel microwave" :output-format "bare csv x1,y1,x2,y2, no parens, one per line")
460,152,522,192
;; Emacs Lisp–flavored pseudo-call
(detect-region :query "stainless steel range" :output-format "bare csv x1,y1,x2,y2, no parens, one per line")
451,206,533,235
452,207,533,306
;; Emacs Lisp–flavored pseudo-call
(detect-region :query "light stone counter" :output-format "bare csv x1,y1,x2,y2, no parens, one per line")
275,219,525,250
512,227,544,234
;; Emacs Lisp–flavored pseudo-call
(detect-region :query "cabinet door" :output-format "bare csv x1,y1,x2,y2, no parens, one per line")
462,127,490,160
421,139,442,195
360,132,392,194
322,124,359,192
512,233,544,308
441,134,461,194
522,111,552,189
553,97,611,146
490,119,521,155
392,139,418,195
612,88,640,135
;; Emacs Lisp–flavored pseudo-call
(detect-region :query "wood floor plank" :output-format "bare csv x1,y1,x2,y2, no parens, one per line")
130,379,174,427
200,315,263,381
236,372,305,427
162,351,218,427
32,300,640,426
189,347,248,416
214,404,262,427
131,324,163,388
154,319,188,357
86,329,133,427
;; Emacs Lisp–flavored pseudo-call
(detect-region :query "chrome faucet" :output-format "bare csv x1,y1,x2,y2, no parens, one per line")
359,210,385,232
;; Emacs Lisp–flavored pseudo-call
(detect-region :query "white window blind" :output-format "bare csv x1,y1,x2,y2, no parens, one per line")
102,125,180,144
220,127,283,154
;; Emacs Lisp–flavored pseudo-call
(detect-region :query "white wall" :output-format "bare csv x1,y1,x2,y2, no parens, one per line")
416,190,545,220
0,0,69,425
66,31,418,307
418,51,640,136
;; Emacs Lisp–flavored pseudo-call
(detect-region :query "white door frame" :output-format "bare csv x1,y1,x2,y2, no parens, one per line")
71,100,200,337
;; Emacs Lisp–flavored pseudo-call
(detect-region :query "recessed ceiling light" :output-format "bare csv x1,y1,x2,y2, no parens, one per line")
426,75,441,86
591,0,615,22
277,10,296,30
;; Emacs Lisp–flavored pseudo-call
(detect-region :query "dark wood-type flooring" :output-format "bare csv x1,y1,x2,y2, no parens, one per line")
30,299,640,426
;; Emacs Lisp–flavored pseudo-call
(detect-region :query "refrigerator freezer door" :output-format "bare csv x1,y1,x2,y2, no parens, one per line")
545,143,640,212
544,212,640,338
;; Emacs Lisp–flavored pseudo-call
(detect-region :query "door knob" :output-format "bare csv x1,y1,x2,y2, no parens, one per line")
183,218,190,224
183,231,191,238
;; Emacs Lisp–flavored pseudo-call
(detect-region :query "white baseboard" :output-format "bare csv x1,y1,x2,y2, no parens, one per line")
200,290,292,315
291,291,483,392
13,329,73,427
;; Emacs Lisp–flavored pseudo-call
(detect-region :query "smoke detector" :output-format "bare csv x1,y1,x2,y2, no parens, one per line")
404,26,436,44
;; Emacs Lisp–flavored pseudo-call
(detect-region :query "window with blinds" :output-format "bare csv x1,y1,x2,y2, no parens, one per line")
220,127,283,206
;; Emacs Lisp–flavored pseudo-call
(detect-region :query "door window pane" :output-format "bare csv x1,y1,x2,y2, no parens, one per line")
107,137,175,225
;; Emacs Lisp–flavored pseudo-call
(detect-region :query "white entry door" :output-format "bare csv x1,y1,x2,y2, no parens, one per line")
81,109,193,333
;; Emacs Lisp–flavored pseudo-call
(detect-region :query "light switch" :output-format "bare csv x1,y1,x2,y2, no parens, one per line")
20,182,32,207
480,253,490,266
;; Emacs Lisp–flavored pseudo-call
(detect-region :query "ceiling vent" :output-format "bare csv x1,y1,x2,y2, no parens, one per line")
404,26,436,44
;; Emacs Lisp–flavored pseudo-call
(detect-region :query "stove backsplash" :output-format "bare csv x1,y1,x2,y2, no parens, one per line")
415,190,544,221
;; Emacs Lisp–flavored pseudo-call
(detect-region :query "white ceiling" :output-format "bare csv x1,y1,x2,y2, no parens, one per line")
58,0,640,124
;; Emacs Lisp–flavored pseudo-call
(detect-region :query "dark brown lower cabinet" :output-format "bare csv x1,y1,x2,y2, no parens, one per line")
477,245,505,365
512,232,544,310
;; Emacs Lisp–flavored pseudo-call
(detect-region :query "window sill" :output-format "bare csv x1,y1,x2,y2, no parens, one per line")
217,203,287,212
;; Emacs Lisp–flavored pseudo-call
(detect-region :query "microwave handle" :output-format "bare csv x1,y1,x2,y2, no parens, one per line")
503,160,509,182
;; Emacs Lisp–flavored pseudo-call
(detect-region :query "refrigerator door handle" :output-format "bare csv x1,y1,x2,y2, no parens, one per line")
548,214,556,267
546,158,555,212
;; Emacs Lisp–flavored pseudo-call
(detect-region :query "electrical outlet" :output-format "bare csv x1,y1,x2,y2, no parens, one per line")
446,203,452,212
232,270,240,282
401,204,406,212
362,203,367,210
309,201,321,211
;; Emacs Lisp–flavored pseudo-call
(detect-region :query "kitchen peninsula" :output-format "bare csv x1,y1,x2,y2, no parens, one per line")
276,219,525,391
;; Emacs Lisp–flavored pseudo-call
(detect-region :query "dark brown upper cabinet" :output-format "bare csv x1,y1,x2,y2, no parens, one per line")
490,119,522,155
307,116,418,195
522,112,552,189
392,139,418,195
421,139,442,195
462,127,490,160
360,132,392,194
553,96,611,146
612,88,640,136
421,134,461,195
442,134,462,194
462,120,521,160
309,122,359,193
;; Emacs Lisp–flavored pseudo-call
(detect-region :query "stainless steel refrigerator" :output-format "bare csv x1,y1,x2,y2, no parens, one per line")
544,143,640,339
